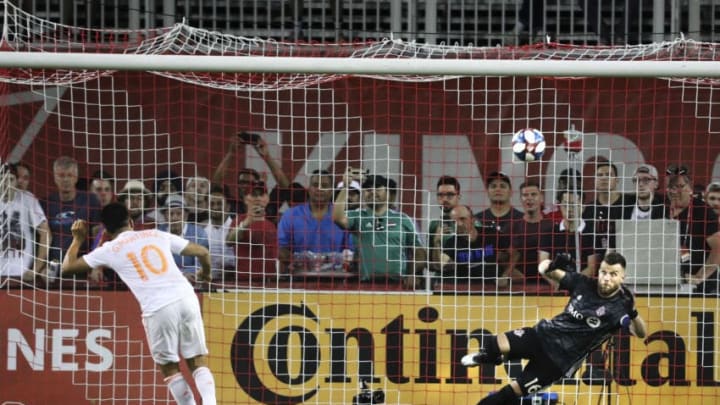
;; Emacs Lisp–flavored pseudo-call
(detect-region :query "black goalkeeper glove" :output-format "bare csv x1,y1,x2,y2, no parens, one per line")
550,253,576,272
621,284,636,312
619,285,639,333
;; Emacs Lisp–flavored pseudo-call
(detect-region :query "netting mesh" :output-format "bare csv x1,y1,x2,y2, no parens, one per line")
2,0,720,404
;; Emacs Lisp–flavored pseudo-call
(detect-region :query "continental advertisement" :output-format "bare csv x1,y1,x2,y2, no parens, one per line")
2,290,719,404
205,292,719,405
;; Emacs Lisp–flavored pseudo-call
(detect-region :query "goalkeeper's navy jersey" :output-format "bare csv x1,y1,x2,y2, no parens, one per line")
535,272,633,373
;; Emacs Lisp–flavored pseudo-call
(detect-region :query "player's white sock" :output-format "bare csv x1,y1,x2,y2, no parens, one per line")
165,373,197,405
192,366,217,405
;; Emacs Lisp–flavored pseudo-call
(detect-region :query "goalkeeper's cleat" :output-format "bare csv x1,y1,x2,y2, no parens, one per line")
461,350,502,367
461,353,482,367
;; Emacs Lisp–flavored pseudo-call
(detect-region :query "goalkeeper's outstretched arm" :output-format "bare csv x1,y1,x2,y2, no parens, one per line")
538,257,567,283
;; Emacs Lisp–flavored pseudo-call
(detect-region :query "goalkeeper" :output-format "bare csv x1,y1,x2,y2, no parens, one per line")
461,251,646,405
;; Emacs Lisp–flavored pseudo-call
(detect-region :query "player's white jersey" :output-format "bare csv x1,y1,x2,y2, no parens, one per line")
83,229,195,314
0,190,47,276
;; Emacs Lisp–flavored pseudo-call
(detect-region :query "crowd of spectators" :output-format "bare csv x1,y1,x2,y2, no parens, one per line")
2,137,720,295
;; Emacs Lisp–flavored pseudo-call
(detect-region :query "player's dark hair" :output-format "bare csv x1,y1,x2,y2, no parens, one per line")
603,251,627,269
101,202,131,234
436,175,460,193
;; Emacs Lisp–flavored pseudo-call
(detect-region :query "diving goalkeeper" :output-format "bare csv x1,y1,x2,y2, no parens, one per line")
462,251,646,405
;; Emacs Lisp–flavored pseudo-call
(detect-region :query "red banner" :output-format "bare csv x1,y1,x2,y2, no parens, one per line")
3,75,719,202
0,290,173,403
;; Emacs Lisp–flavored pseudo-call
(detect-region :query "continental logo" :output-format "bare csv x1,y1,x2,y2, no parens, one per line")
223,299,720,404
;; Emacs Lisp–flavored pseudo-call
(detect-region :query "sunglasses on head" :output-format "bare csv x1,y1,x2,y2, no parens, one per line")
666,164,688,176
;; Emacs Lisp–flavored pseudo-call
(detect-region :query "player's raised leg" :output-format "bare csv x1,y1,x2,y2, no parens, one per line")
478,382,522,405
461,332,509,366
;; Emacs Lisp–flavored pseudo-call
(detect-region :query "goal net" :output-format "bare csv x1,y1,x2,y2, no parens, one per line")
2,1,720,404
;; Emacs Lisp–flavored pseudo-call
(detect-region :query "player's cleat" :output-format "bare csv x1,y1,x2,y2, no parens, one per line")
461,352,482,367
462,349,503,367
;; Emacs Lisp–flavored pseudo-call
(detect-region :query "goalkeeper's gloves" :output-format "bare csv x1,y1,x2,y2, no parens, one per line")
620,309,639,334
550,253,575,272
621,284,636,309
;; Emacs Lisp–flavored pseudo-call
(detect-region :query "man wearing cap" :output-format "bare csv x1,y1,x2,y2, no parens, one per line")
159,194,210,281
43,156,102,262
333,172,426,287
336,179,362,211
148,170,183,224
623,164,665,220
278,170,353,275
664,164,720,295
117,179,156,229
1,164,51,281
227,180,278,281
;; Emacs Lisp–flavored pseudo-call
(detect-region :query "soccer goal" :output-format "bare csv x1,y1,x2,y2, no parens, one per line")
2,1,720,404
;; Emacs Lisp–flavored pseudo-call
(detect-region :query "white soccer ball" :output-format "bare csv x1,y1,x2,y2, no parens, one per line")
512,128,546,162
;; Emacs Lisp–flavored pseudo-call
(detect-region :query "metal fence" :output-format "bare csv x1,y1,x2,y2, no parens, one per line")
6,0,720,45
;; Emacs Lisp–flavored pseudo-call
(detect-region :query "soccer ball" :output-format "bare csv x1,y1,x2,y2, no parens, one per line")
512,128,546,162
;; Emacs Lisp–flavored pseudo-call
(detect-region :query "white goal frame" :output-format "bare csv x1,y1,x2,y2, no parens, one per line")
1,52,719,77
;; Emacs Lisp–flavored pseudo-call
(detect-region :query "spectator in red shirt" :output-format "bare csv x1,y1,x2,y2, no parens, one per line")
227,180,278,282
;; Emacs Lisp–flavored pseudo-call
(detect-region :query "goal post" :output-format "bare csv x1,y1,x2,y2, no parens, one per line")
2,2,720,405
1,52,720,77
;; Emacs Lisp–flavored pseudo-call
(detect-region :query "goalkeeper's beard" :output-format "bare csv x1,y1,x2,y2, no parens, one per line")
598,282,620,297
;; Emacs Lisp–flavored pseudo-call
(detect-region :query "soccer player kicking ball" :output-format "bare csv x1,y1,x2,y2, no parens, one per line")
461,252,646,405
62,202,217,405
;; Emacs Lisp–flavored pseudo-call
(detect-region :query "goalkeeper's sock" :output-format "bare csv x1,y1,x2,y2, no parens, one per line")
165,373,197,405
192,366,217,405
478,384,520,405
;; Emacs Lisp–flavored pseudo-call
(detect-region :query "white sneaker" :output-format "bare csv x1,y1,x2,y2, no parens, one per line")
461,353,480,367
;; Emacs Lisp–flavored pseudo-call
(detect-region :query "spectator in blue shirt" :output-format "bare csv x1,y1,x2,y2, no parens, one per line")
158,193,209,281
43,156,102,262
278,169,353,274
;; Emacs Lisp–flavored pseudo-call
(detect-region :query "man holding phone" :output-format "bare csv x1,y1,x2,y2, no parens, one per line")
212,131,305,223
